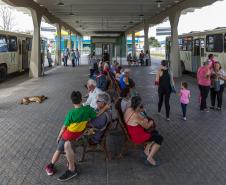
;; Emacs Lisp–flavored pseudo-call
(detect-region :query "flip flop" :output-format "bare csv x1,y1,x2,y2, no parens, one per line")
144,159,160,167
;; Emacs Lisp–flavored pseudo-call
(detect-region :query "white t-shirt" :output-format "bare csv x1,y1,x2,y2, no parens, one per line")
84,87,103,109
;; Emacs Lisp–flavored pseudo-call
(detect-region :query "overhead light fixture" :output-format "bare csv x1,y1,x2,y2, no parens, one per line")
69,5,75,16
156,0,163,8
139,14,144,21
57,1,64,6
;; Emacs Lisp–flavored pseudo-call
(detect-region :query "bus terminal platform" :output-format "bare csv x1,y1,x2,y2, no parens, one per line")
0,58,225,185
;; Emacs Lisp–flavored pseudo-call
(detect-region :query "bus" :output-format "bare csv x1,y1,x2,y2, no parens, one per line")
0,30,47,82
166,27,226,73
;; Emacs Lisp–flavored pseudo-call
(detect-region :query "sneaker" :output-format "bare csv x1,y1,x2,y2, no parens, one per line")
166,117,170,121
183,117,187,121
45,163,55,176
216,107,222,111
57,169,78,182
204,108,209,112
210,106,215,110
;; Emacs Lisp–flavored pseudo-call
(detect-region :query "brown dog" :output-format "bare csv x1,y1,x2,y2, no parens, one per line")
20,95,48,105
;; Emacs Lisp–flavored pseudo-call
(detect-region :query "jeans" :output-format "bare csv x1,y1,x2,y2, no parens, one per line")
64,56,68,66
210,85,224,108
76,57,80,66
158,90,171,118
181,103,187,117
72,59,75,67
199,85,210,110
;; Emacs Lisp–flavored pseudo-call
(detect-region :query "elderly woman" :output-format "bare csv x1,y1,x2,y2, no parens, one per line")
210,62,226,110
89,92,112,144
124,96,163,166
197,60,211,111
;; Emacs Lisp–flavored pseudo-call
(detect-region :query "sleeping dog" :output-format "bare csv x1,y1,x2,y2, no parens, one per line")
20,95,48,105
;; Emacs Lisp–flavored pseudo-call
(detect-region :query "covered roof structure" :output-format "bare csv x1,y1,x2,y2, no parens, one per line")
2,0,221,36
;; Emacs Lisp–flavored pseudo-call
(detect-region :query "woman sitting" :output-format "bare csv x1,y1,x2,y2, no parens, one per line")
124,96,163,166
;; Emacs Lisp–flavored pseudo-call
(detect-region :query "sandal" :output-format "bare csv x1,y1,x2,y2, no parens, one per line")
144,159,160,167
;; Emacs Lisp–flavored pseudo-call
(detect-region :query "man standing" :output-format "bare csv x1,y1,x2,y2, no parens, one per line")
63,48,70,66
71,49,76,67
75,49,80,66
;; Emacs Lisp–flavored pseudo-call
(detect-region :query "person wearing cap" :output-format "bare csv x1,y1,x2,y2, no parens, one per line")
155,60,173,121
88,92,112,144
84,79,103,110
197,60,211,111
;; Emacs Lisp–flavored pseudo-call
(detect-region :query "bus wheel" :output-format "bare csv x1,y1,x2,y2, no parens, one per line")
0,65,7,82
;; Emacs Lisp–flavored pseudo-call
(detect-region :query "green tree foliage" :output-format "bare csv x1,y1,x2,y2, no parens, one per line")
148,37,161,48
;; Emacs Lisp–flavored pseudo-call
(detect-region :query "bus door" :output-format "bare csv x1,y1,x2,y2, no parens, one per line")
192,39,201,72
18,39,23,71
22,40,29,70
200,39,205,65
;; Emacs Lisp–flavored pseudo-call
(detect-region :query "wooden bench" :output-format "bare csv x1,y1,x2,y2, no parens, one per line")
114,98,145,158
79,119,113,162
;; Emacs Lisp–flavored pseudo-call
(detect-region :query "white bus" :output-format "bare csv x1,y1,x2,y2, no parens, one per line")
0,30,47,82
166,27,226,73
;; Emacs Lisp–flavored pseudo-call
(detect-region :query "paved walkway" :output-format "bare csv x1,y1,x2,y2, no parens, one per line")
0,58,225,185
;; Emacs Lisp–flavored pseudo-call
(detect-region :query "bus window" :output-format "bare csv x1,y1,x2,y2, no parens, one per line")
178,38,183,50
194,39,200,56
206,34,223,52
8,36,17,52
0,35,8,52
200,39,205,57
182,37,193,51
224,34,226,52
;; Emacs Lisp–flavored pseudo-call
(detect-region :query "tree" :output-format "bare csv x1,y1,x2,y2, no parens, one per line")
148,37,161,48
0,6,15,31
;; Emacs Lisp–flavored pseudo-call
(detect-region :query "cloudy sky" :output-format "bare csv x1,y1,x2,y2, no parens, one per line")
1,0,226,37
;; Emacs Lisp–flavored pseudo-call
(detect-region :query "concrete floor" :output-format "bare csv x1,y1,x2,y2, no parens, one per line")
0,58,225,185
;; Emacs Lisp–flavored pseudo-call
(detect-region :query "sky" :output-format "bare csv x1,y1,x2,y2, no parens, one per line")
0,0,226,39
149,0,226,41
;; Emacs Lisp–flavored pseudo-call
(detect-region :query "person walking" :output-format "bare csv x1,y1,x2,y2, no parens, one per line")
63,48,70,66
145,50,151,66
75,49,80,66
70,49,76,67
47,49,52,67
179,82,190,121
139,50,145,66
197,60,211,111
210,61,226,110
155,60,173,121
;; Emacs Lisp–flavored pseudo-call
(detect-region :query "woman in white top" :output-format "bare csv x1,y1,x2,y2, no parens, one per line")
210,62,226,110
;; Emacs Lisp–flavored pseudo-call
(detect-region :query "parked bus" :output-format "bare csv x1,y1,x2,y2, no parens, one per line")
166,27,226,73
0,30,47,82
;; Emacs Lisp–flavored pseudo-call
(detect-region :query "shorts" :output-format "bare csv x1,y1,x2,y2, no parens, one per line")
56,138,85,153
150,130,163,145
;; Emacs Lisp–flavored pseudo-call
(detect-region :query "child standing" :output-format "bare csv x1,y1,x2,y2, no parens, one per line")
180,82,191,121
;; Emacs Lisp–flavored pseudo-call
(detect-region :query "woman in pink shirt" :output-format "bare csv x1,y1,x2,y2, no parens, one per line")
197,60,211,111
180,82,190,120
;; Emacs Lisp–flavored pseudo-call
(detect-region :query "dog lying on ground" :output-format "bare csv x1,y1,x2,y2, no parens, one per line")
20,95,48,105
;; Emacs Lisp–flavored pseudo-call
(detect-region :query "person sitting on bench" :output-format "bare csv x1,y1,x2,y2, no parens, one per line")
88,92,112,144
45,91,96,181
124,96,163,166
